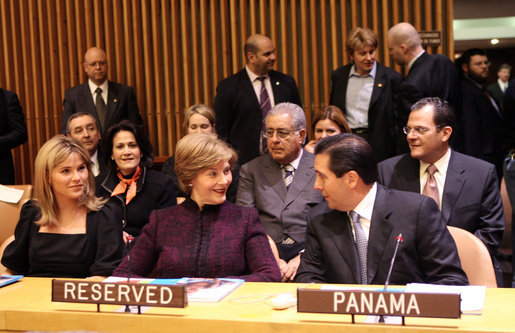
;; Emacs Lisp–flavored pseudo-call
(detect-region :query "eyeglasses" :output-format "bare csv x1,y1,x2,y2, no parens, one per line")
403,125,443,135
263,128,300,139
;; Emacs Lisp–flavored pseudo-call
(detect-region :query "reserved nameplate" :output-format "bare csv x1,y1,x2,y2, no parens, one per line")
297,289,460,318
52,280,187,308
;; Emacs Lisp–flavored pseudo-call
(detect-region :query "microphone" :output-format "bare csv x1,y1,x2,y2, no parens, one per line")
125,235,135,313
383,233,403,291
379,233,403,323
126,235,135,283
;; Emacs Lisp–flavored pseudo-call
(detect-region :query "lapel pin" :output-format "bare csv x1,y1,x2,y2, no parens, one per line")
276,81,280,86
377,83,383,87
114,99,118,103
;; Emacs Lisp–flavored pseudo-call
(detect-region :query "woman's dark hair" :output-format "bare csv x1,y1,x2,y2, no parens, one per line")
102,120,154,171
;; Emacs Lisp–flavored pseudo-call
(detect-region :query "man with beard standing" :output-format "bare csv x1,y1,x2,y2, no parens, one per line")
455,49,504,182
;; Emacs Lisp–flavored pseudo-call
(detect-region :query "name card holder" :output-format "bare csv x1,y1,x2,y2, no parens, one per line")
52,279,187,314
297,288,461,326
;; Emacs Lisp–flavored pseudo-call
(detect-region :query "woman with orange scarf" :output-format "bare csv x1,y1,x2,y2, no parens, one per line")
96,120,177,243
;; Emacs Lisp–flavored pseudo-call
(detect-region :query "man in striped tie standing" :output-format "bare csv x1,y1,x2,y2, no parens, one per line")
237,103,324,282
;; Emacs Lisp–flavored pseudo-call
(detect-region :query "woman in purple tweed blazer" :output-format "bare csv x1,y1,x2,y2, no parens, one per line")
114,133,281,282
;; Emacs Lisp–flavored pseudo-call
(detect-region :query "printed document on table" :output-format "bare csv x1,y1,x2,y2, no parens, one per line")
406,283,486,314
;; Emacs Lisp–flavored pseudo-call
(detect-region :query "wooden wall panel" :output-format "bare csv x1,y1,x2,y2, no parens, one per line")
0,0,455,185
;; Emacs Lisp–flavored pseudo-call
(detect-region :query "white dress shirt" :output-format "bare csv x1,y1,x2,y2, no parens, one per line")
348,182,377,241
88,79,108,105
345,62,376,129
90,150,100,177
246,66,275,108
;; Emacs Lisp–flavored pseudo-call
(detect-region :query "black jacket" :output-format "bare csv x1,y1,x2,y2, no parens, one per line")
96,167,177,237
0,88,27,184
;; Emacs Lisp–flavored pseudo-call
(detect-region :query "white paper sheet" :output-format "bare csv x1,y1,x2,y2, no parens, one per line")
0,185,24,204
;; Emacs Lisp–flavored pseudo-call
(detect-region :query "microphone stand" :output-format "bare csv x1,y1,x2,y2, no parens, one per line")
379,233,403,323
124,235,134,313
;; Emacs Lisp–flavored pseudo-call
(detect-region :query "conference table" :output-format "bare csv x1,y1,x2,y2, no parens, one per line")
0,277,513,332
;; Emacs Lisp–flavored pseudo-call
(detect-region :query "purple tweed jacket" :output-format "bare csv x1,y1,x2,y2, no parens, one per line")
114,198,281,282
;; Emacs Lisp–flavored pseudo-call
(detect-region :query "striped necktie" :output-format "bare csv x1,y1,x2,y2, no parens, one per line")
258,76,271,154
349,211,367,284
283,164,294,190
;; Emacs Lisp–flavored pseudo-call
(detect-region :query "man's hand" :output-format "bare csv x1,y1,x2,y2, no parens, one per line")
279,254,301,282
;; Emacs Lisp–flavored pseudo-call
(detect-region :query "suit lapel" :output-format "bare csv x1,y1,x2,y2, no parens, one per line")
407,52,428,76
262,154,287,200
240,70,261,110
441,151,466,223
284,151,313,206
80,83,97,116
105,81,118,127
367,186,394,284
324,210,361,283
269,71,283,104
369,63,384,110
388,154,420,193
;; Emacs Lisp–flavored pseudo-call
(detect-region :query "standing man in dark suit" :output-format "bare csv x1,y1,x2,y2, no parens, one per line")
377,97,504,285
295,133,468,285
65,112,105,177
330,27,401,162
214,34,302,165
454,49,504,182
387,22,461,153
61,47,143,134
0,88,27,185
237,103,324,281
487,63,511,111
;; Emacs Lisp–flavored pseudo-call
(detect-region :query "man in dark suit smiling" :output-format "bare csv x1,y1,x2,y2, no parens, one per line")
295,133,467,285
61,47,142,134
214,34,301,165
378,97,504,285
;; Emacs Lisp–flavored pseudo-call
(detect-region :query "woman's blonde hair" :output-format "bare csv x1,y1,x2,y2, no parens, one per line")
346,27,378,58
183,104,216,133
174,133,237,194
33,135,105,227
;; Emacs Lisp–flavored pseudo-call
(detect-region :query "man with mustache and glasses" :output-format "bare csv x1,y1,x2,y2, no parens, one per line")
237,103,323,282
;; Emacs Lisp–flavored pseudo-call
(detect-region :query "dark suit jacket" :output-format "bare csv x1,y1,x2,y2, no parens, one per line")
397,52,461,152
377,151,504,256
0,89,28,185
455,77,504,181
236,150,324,244
61,81,143,134
295,185,468,285
486,81,505,112
504,79,515,148
214,68,302,165
330,62,402,162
